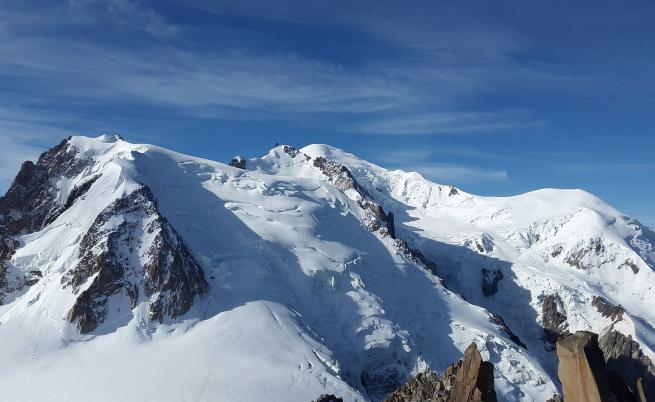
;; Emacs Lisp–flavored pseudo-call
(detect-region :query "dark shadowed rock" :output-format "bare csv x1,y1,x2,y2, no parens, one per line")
228,155,246,169
556,331,615,402
313,394,343,402
607,370,636,402
542,294,569,346
599,330,655,401
546,394,563,402
636,378,647,402
490,313,527,349
481,268,503,297
64,175,100,209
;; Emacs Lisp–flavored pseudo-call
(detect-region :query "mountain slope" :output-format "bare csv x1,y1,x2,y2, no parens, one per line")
299,144,655,397
0,136,653,401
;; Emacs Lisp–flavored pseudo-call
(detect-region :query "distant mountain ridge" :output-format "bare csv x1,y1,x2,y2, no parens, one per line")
0,135,653,401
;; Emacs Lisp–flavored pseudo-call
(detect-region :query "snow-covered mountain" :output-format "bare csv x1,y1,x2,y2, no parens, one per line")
0,135,653,401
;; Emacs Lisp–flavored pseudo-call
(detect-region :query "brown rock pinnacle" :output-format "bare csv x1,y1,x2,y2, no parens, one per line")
449,343,497,402
556,331,616,402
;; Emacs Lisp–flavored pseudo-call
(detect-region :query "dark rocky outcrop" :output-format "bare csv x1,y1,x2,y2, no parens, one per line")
384,343,496,402
541,294,569,346
599,329,655,401
63,186,208,333
312,156,395,238
490,313,527,349
313,395,343,402
564,237,609,270
64,174,100,209
551,245,564,258
228,155,246,169
393,238,440,277
592,296,625,322
619,259,640,274
481,268,503,297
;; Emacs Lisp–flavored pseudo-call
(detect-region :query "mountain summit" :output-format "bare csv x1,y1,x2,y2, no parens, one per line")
1,136,653,401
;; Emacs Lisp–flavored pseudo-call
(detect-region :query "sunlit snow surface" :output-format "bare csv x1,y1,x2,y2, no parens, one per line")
0,136,653,401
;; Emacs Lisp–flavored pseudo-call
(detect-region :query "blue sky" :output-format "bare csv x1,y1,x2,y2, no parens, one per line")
0,0,653,226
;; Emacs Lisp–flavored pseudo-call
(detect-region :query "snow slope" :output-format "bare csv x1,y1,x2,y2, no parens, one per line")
0,136,653,401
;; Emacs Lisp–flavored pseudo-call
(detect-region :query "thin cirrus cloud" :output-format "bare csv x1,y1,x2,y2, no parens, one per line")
370,148,509,184
345,110,543,135
0,1,538,119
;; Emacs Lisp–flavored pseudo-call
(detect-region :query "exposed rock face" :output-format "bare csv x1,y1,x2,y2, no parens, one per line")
0,137,89,235
64,175,100,210
556,331,616,402
592,296,625,322
564,237,610,270
599,330,655,401
312,156,396,237
384,343,496,402
310,154,445,278
228,155,246,169
481,268,503,297
541,294,569,345
63,186,208,333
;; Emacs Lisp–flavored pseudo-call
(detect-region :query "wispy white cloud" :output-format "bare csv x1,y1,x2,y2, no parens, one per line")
403,163,509,183
371,148,509,184
0,1,539,124
345,109,542,135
